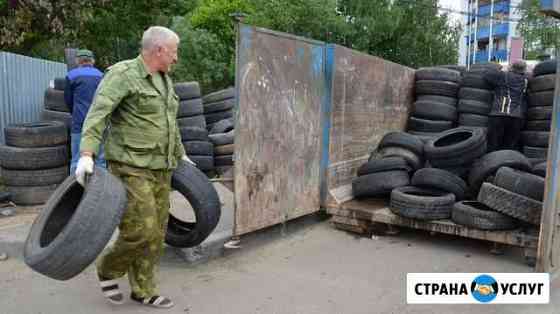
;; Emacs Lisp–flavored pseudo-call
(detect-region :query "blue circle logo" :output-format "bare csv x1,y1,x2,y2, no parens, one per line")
471,275,498,303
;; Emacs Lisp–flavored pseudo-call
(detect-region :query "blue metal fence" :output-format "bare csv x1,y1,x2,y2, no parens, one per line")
0,52,67,144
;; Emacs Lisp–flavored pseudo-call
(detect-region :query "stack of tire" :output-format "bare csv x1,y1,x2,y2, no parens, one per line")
523,59,556,162
209,119,235,174
407,68,460,141
0,122,69,205
174,82,214,175
41,78,72,131
203,87,235,131
457,66,495,131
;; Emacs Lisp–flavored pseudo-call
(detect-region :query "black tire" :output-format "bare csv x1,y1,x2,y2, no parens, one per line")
528,91,554,107
415,80,459,97
412,100,457,121
44,88,69,112
174,82,201,100
165,162,221,248
408,117,453,133
1,166,68,186
204,98,235,114
438,65,466,74
205,110,233,124
179,127,209,142
54,77,66,91
533,162,547,177
390,186,455,220
527,106,552,120
357,157,411,176
468,150,531,194
6,184,59,206
0,145,68,170
209,131,234,146
525,120,551,131
439,165,471,179
214,144,235,156
411,168,467,200
183,141,213,156
457,99,491,115
458,114,489,127
415,67,461,83
528,158,547,166
458,87,493,103
177,115,206,129
494,166,545,202
416,95,457,106
477,182,542,225
0,191,11,203
202,87,234,103
378,132,424,156
425,127,487,167
24,167,127,280
4,122,68,148
408,131,440,143
188,155,215,171
209,119,234,135
522,131,550,148
215,154,234,166
523,146,548,159
374,147,423,170
529,74,556,92
460,74,492,90
352,170,410,198
177,98,204,118
533,59,557,77
451,201,519,230
41,110,72,129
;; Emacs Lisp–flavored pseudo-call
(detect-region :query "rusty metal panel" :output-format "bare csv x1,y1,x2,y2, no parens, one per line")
234,25,325,235
325,45,415,205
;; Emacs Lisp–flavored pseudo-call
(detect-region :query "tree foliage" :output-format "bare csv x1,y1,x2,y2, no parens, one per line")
517,0,560,55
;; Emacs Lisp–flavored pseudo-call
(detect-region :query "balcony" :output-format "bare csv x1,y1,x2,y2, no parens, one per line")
467,23,509,41
478,1,510,16
472,49,508,63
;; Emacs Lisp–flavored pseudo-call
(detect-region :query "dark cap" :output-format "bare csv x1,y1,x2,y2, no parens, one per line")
510,60,527,74
76,49,94,58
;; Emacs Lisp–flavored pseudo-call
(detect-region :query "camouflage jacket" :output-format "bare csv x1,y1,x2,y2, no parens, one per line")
80,55,185,170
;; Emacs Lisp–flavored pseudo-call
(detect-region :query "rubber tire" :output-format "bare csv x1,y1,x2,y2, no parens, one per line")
41,110,72,129
415,67,461,83
352,170,410,198
183,141,213,156
177,98,204,118
188,155,215,171
477,182,542,225
179,127,209,142
527,106,552,120
6,184,58,206
214,144,235,156
209,131,234,146
209,119,234,135
461,74,492,90
416,95,457,106
23,167,127,280
4,122,67,148
439,165,471,179
44,88,69,112
1,166,68,186
408,131,440,143
378,132,424,156
522,131,550,148
494,166,545,202
451,201,519,230
204,98,235,114
523,145,548,159
54,77,66,91
526,120,551,131
374,147,423,171
215,154,233,166
202,87,234,103
468,150,532,194
412,100,457,121
165,162,221,248
533,59,557,76
0,191,11,203
411,168,467,200
205,110,233,124
425,127,487,167
357,157,411,176
458,87,493,103
0,145,68,170
529,74,556,92
174,82,201,100
415,80,459,97
177,115,206,129
533,162,547,177
390,186,455,220
529,91,554,107
458,114,489,127
408,117,453,133
457,99,491,115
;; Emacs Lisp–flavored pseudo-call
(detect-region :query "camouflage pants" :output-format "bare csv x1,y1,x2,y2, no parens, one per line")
97,161,172,298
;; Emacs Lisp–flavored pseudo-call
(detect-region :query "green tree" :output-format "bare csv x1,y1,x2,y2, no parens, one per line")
517,0,560,57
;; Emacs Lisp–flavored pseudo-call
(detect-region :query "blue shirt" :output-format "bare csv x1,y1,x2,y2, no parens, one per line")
64,65,104,133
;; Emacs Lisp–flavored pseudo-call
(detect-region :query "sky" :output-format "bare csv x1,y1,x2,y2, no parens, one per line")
439,0,463,23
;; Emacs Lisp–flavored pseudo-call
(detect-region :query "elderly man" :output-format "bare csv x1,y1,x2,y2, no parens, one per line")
484,60,529,152
76,26,195,309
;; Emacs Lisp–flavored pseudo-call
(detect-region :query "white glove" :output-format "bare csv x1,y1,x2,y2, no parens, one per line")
75,155,94,186
182,155,196,166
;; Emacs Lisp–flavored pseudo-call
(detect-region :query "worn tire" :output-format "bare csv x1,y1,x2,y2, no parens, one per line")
205,110,233,124
522,131,550,148
4,122,67,148
529,74,556,92
533,59,558,77
533,162,547,177
468,150,531,194
523,146,548,159
183,141,213,156
458,113,489,127
411,168,467,200
412,101,457,121
458,88,493,103
214,144,235,156
408,131,440,143
209,131,234,146
390,186,455,220
204,98,235,114
477,183,542,225
174,82,201,100
41,110,72,129
189,155,215,171
378,132,424,156
177,98,204,118
23,167,127,280
415,80,459,97
44,88,69,112
209,119,234,135
457,99,491,115
6,184,59,206
461,74,492,90
179,127,209,142
408,117,453,133
451,201,519,230
177,115,206,129
416,95,457,106
352,170,410,198
525,120,551,131
527,106,552,121
202,87,234,103
165,162,221,248
529,91,554,107
357,157,411,176
215,154,233,166
0,145,68,170
415,67,461,83
53,77,66,91
425,127,487,167
374,147,423,170
1,166,68,186
494,167,544,202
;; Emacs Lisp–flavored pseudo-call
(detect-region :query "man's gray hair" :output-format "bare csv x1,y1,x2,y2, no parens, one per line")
141,26,180,52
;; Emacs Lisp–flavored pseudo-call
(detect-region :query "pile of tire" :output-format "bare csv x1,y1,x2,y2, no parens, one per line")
523,59,556,162
407,68,460,140
41,78,72,131
0,122,69,205
456,65,496,131
174,82,214,175
203,87,235,131
209,118,235,174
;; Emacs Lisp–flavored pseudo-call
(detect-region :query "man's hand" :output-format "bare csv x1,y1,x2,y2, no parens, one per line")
75,155,94,186
182,155,196,166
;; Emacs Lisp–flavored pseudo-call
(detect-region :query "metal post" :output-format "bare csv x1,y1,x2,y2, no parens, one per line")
473,0,480,64
467,0,472,68
488,0,494,62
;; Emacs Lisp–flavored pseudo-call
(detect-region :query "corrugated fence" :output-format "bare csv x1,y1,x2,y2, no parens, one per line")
0,52,67,144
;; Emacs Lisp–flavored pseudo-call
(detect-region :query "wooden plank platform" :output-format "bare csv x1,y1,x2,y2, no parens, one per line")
327,199,539,249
